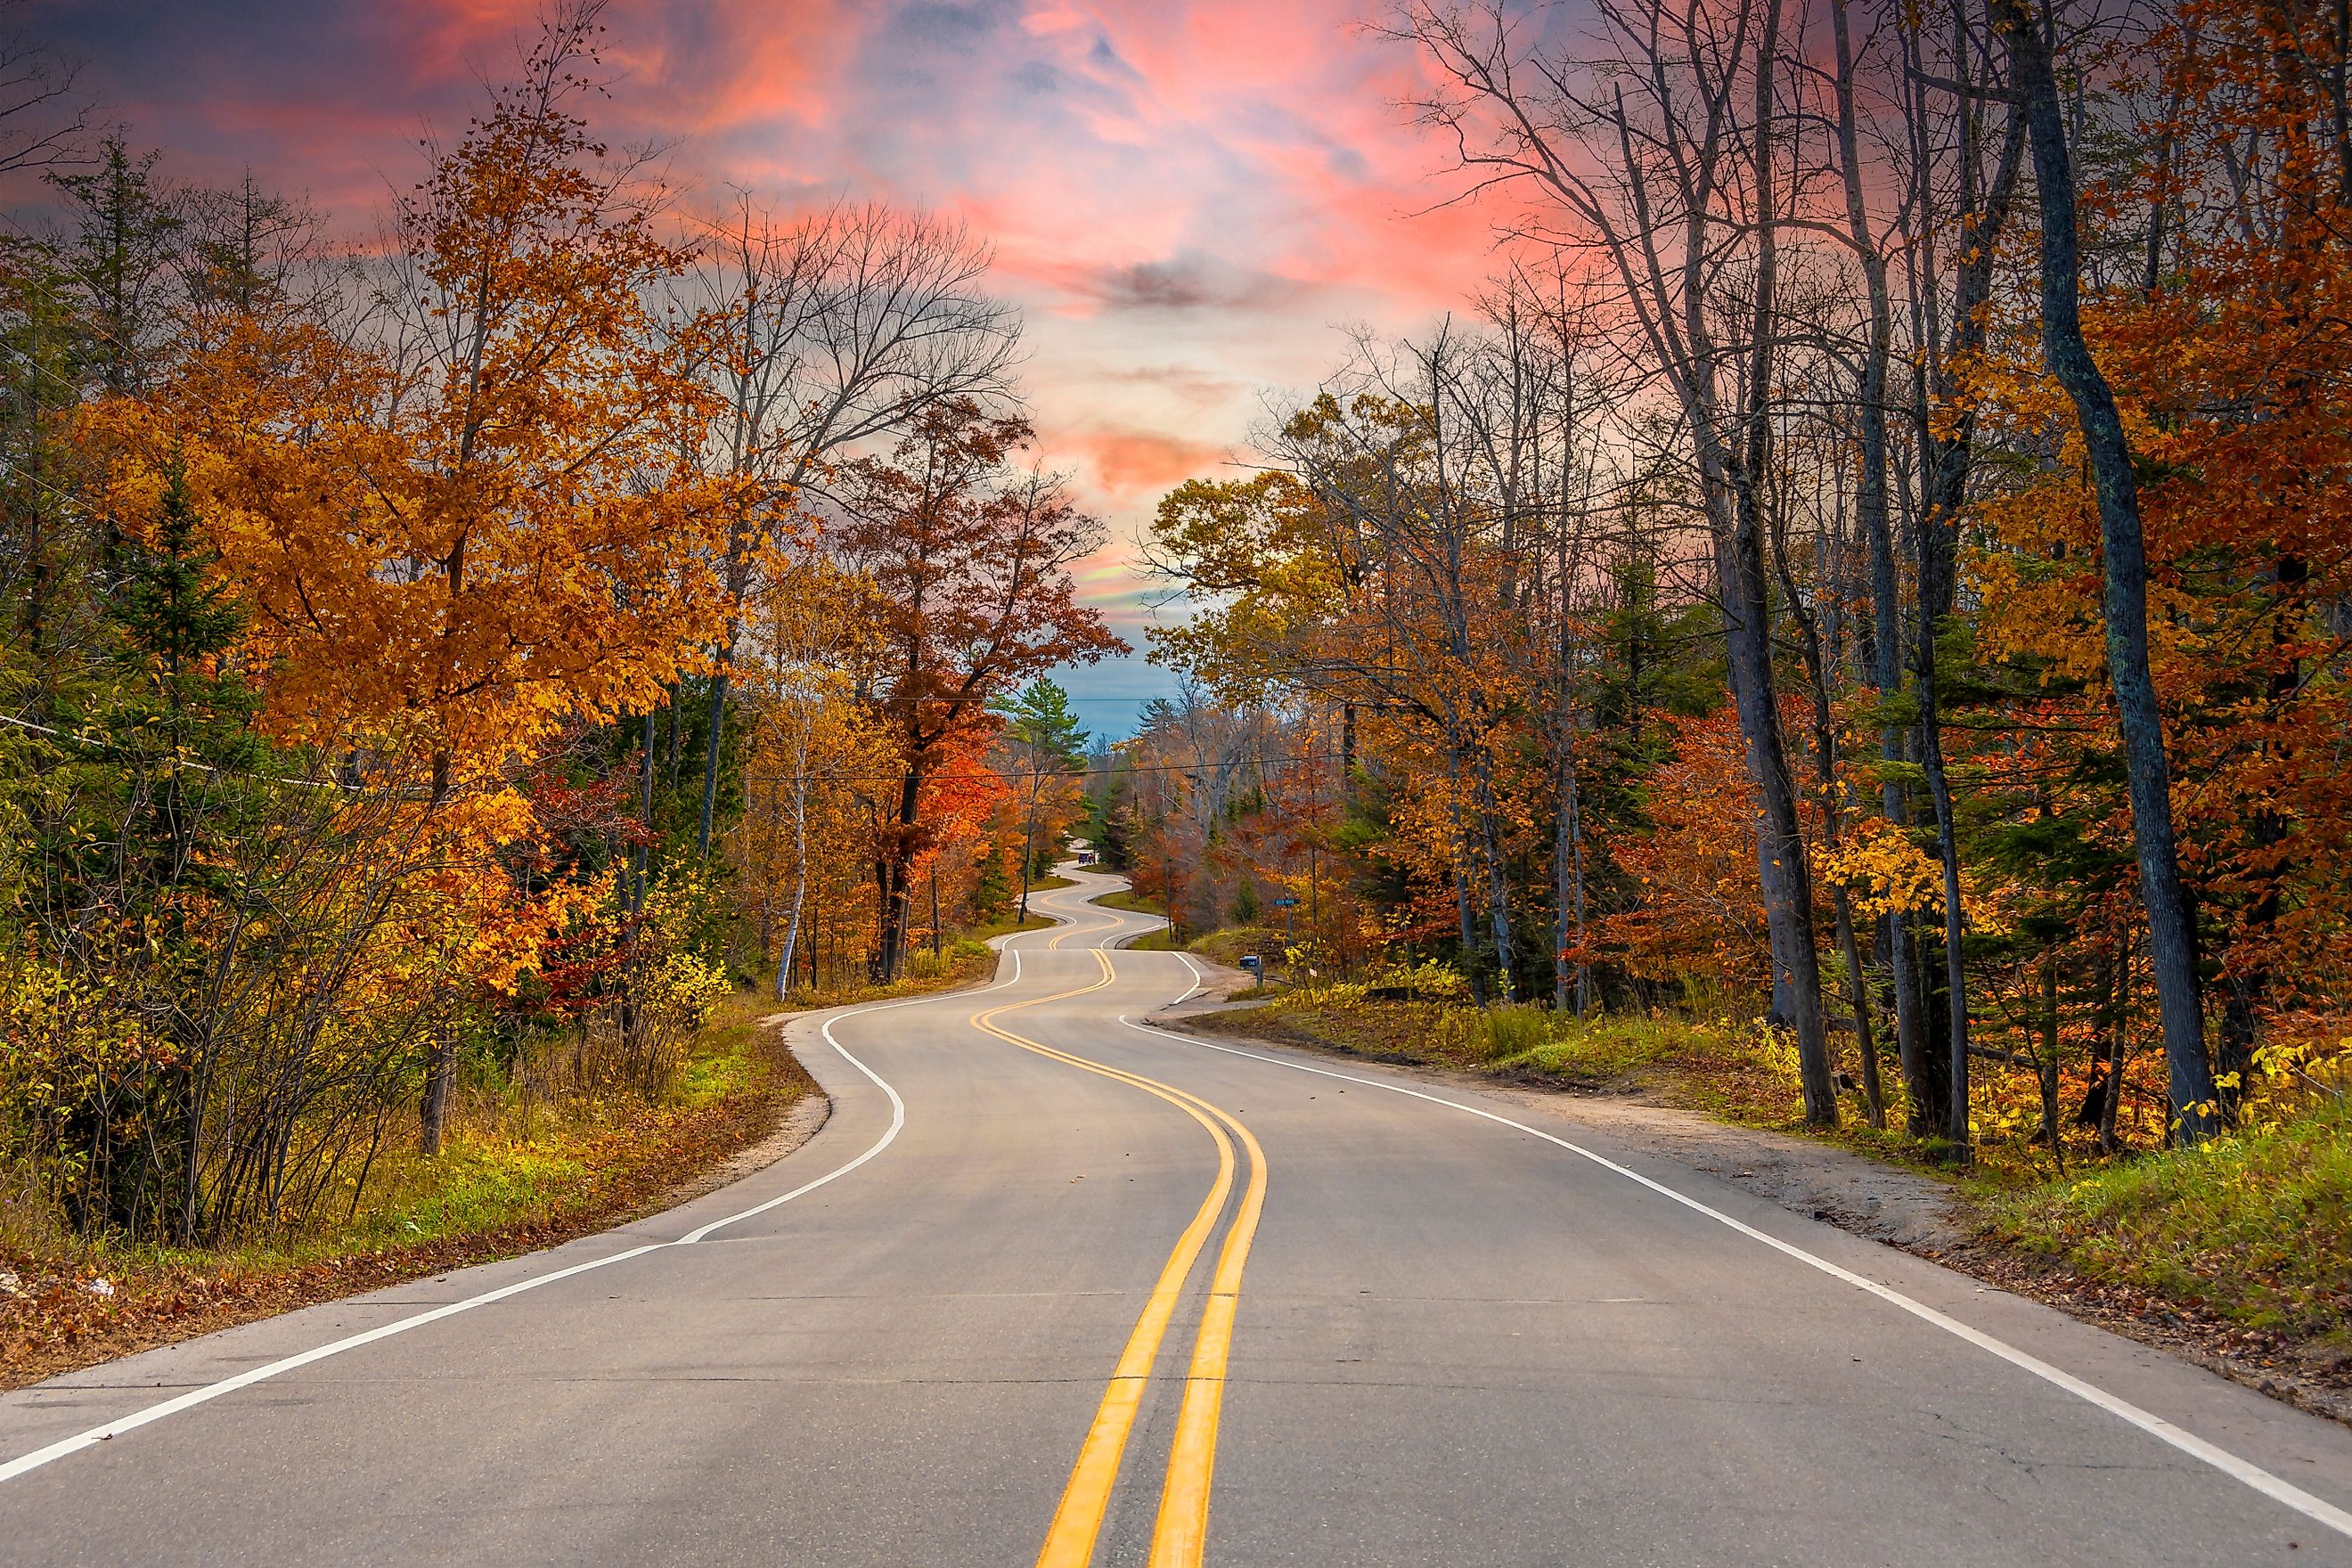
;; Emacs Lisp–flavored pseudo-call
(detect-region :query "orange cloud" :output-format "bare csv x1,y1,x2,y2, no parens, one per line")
1055,428,1229,502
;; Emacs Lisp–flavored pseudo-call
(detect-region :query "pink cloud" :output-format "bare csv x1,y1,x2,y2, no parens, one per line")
30,0,1526,732
1055,428,1230,502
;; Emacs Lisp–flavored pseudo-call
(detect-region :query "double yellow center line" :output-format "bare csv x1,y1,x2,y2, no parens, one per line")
968,939,1266,1568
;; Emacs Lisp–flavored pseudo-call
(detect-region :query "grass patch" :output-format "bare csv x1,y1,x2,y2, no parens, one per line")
1188,927,1286,971
1197,987,1769,1100
1985,1097,2352,1343
1097,887,1164,916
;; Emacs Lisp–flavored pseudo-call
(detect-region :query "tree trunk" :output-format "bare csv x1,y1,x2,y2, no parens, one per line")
1554,742,1576,1013
1470,748,1517,1004
1724,0,1832,1125
1830,0,1904,1134
874,762,924,982
777,738,811,1000
1719,496,1836,1125
1834,890,1883,1127
697,655,730,858
420,1033,453,1156
1920,654,1971,1148
2101,928,2129,1151
1444,745,1485,1007
634,709,655,913
1997,0,2216,1141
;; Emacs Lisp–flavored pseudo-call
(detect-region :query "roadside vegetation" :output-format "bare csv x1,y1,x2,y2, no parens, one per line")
1,989,809,1387
0,5,1106,1374
1986,1097,2352,1352
0,925,1041,1389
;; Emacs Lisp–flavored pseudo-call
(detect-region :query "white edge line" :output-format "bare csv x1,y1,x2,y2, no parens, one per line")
1170,949,1203,1007
1110,1011,2352,1544
0,950,1036,1487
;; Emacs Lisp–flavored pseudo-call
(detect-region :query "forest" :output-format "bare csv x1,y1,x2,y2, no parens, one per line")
0,4,1109,1254
0,0,2346,1345
1098,0,2352,1186
3,0,2348,1552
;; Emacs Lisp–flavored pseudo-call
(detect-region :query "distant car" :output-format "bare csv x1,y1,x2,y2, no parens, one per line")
1076,852,1096,864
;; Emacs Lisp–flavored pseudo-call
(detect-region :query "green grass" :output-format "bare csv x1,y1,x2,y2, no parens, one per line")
962,913,1052,943
1216,987,1755,1095
1484,1009,1702,1080
1096,887,1164,916
361,1144,592,1245
1986,1096,2352,1342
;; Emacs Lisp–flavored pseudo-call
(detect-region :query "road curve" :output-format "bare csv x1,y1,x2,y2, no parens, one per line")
3,867,2351,1565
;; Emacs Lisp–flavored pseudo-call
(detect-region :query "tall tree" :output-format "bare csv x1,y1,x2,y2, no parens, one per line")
835,401,1122,979
1992,0,2218,1141
684,198,1019,858
1391,0,1841,1122
992,675,1089,919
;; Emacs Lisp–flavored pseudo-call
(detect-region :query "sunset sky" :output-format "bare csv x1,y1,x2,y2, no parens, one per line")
30,0,1511,739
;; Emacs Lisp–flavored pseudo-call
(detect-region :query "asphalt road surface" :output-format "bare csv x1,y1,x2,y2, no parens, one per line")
4,867,2352,1565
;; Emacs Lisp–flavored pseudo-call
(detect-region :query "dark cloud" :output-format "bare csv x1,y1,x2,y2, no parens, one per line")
1009,59,1063,95
884,3,1001,53
1086,253,1306,313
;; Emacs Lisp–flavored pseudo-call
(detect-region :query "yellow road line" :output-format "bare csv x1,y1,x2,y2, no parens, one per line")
970,949,1237,1568
1147,1098,1267,1567
976,943,1269,1568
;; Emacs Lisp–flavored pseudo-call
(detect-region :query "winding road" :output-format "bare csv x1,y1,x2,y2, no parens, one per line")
4,867,2351,1564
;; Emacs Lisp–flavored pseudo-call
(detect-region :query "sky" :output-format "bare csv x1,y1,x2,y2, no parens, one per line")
28,0,1511,740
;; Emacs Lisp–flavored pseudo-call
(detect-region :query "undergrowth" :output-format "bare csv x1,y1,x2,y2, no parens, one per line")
1987,1095,2352,1343
0,987,813,1384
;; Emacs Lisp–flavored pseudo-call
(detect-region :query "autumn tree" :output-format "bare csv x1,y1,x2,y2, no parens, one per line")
682,196,1019,856
833,400,1123,979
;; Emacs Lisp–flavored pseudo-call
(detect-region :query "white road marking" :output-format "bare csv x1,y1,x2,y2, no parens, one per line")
1127,972,2352,1545
0,955,1034,1486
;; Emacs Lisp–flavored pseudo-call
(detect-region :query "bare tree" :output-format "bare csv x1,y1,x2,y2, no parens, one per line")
0,3,90,180
685,199,1023,856
1389,0,1842,1122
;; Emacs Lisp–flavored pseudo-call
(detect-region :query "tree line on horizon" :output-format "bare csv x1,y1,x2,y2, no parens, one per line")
1103,0,2352,1162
